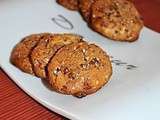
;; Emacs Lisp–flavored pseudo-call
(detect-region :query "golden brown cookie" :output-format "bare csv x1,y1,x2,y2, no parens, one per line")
31,34,83,78
57,0,79,10
79,0,95,22
90,0,143,42
10,34,45,75
47,42,112,97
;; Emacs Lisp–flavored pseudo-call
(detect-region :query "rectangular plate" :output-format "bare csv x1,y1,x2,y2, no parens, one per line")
0,0,160,120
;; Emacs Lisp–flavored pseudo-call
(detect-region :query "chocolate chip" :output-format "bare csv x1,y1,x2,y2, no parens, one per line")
89,57,100,66
80,63,88,69
63,67,69,74
107,13,112,17
68,72,76,80
115,30,119,34
125,29,129,32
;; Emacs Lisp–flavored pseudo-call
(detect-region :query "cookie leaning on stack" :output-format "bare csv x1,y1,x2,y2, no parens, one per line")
10,33,112,97
31,34,82,78
10,33,50,75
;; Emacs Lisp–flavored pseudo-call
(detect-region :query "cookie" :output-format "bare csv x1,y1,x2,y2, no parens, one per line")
79,0,94,22
10,34,44,75
57,0,79,10
90,0,143,42
47,42,112,97
31,34,83,78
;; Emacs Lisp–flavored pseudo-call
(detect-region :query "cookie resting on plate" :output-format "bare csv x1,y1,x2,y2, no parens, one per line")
90,0,143,41
47,42,112,97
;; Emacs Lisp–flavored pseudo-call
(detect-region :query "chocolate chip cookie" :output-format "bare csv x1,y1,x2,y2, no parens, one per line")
47,42,112,97
10,34,43,75
90,0,143,41
31,34,83,78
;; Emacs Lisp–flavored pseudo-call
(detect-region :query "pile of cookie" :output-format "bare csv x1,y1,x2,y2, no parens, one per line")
57,0,143,42
10,33,112,97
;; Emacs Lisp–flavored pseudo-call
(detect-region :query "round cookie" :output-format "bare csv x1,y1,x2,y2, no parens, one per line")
31,34,83,78
47,42,112,97
79,0,95,22
90,0,143,42
10,33,46,75
57,0,79,10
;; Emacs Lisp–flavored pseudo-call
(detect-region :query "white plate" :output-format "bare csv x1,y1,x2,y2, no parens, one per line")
0,0,160,120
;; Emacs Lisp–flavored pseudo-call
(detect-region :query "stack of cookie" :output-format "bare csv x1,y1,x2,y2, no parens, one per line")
57,0,143,42
10,33,112,97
